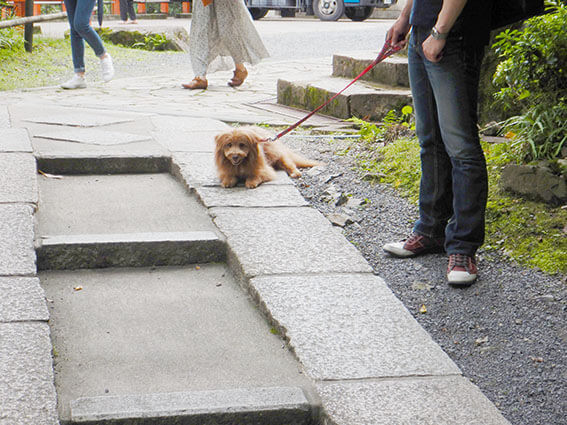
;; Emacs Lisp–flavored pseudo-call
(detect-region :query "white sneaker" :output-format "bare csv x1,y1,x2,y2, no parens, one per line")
100,53,114,82
61,74,87,89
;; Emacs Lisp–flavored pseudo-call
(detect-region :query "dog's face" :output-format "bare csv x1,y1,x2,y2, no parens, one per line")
215,128,263,167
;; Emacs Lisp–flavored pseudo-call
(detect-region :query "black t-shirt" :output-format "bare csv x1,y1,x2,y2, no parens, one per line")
410,0,492,47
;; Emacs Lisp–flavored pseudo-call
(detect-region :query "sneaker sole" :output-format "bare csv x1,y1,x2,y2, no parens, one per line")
447,271,477,287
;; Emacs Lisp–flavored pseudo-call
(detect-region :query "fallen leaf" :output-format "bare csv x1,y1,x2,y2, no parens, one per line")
419,304,427,314
530,356,544,363
73,286,83,291
195,265,201,270
39,170,64,179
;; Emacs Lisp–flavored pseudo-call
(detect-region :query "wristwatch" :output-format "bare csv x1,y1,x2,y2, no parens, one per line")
431,26,448,40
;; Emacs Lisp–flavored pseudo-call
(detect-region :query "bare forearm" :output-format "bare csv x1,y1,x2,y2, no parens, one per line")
435,0,467,33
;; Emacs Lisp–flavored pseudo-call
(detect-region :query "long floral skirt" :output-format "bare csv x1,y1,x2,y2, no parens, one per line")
189,0,270,76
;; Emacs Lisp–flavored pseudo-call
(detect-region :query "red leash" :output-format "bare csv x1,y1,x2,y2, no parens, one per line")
269,40,402,142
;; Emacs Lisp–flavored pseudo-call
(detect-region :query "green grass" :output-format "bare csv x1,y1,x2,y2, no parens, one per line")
0,29,180,91
351,135,567,275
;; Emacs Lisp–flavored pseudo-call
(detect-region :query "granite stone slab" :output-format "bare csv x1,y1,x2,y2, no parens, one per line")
151,115,230,133
211,207,372,277
23,112,134,127
33,128,152,146
0,153,38,204
0,105,9,128
152,129,218,153
172,152,293,188
0,322,58,425
0,128,33,152
196,185,308,208
0,204,36,276
0,277,49,322
316,376,510,425
71,387,312,425
37,231,226,270
250,274,460,380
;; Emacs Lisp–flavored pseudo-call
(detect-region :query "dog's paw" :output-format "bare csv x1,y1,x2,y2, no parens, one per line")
245,178,262,189
289,170,302,179
221,177,238,188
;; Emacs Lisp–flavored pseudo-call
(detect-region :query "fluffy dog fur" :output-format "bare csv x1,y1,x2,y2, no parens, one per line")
214,126,319,189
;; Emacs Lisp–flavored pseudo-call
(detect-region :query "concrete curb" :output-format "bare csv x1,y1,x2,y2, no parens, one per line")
36,231,226,270
70,387,313,425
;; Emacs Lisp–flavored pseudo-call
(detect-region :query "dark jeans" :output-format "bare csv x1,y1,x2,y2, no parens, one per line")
120,0,137,21
408,26,488,256
64,0,106,73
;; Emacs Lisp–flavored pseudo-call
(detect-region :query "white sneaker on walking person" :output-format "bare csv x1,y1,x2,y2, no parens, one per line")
60,74,86,89
100,53,114,82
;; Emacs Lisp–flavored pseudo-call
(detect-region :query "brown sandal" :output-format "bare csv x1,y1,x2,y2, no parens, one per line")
182,77,208,90
228,68,248,87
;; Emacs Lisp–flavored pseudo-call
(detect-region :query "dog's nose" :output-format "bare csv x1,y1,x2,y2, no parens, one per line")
231,155,240,162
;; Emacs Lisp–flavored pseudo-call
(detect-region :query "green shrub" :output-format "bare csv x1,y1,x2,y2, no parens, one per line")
492,0,567,161
0,26,23,52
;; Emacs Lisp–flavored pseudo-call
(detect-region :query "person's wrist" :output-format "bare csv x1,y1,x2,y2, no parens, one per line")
430,26,448,40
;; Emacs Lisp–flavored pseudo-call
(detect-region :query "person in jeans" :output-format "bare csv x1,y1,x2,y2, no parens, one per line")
61,0,115,89
119,0,137,24
383,0,491,286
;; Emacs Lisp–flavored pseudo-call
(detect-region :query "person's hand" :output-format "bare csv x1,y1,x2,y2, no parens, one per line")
422,35,446,62
386,18,410,49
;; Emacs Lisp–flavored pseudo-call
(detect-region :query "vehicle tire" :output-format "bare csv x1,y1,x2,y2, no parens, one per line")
313,0,344,21
344,6,373,21
248,7,268,20
280,8,296,17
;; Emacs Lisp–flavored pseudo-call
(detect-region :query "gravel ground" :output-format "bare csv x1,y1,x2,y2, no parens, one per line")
284,134,567,425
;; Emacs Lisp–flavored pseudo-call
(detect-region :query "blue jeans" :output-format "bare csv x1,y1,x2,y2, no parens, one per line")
408,27,488,256
64,0,106,73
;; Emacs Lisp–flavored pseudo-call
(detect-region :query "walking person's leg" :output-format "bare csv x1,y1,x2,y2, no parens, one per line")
183,0,209,89
61,0,88,88
119,0,128,22
127,0,137,22
72,0,114,81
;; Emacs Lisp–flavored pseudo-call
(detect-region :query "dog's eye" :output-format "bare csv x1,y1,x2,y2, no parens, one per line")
226,143,232,148
239,143,246,149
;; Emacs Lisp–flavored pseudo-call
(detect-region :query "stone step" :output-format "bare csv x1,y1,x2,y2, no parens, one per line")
70,387,313,425
36,154,171,175
36,231,226,270
332,51,409,88
277,76,412,121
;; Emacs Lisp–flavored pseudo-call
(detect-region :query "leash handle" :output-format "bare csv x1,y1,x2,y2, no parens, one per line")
271,40,402,142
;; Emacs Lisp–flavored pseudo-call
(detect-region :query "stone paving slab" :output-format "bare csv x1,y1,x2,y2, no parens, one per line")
211,207,372,278
23,112,135,127
0,128,32,152
33,128,152,146
70,387,312,425
316,376,510,425
0,153,38,204
0,277,49,322
172,152,293,187
0,322,58,425
0,105,9,128
151,116,232,132
153,129,218,153
0,204,36,276
250,274,459,380
37,231,226,270
196,185,308,208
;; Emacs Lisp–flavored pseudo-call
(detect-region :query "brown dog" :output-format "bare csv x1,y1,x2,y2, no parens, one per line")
214,126,319,189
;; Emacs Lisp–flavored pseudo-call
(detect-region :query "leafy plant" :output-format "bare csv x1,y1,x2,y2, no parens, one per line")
0,26,23,51
492,0,567,161
132,33,171,51
347,105,415,145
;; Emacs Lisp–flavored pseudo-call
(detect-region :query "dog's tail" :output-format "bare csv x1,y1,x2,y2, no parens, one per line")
291,151,321,168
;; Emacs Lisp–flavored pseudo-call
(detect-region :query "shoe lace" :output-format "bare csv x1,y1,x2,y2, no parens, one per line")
449,254,469,269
